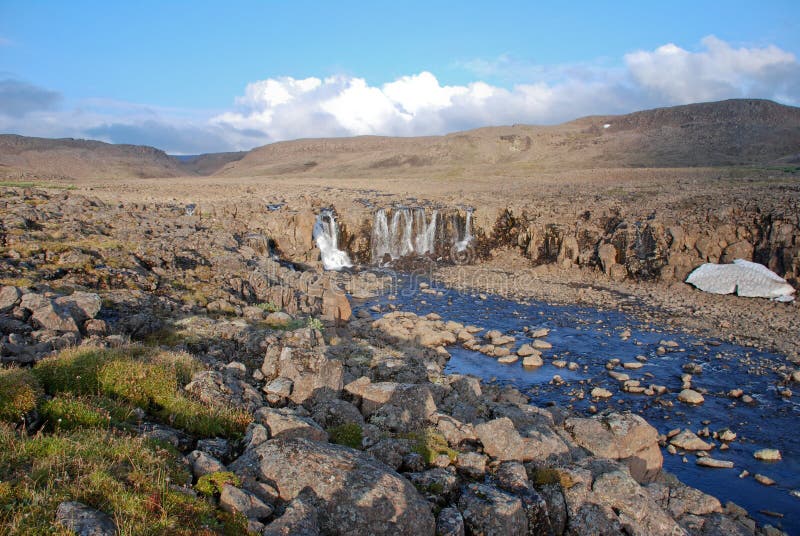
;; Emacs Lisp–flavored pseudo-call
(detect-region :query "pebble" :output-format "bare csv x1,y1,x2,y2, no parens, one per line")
532,339,552,350
728,389,744,398
497,354,518,364
591,387,613,399
754,474,776,486
696,457,734,469
552,360,567,369
522,354,544,368
623,362,643,370
530,328,550,338
516,344,537,357
678,389,705,405
754,449,782,461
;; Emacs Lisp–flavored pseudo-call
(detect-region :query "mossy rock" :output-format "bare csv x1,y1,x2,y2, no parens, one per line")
196,471,241,497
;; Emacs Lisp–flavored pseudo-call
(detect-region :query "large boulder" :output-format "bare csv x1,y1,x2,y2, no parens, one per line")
229,438,435,535
254,407,328,442
475,417,529,461
458,483,528,536
54,292,102,323
344,377,437,432
565,412,663,483
261,345,343,405
20,293,79,333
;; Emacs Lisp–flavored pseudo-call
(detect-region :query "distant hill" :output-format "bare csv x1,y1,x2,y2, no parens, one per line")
0,135,189,180
217,99,800,178
171,152,247,176
2,99,799,180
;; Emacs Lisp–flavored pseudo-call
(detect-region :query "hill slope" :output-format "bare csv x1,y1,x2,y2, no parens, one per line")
217,99,800,178
2,99,798,180
0,135,190,180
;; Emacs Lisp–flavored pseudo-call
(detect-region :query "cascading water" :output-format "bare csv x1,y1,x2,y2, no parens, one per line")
371,209,391,262
454,209,473,252
369,207,470,264
313,209,352,271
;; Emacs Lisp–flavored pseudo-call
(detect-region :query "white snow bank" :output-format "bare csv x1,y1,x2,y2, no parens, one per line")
685,259,795,301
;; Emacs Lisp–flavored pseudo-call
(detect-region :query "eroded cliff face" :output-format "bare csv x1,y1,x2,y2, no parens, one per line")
234,198,798,288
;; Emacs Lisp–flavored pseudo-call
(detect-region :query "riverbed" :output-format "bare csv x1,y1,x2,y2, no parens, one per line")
356,274,800,534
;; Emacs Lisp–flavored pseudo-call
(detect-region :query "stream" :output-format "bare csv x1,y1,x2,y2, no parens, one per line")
355,273,800,534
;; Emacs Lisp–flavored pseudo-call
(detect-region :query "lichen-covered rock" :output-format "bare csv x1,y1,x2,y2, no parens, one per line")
475,417,529,461
229,438,435,535
437,506,465,536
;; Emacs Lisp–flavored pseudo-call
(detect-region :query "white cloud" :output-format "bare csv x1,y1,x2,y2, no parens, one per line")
625,35,799,104
2,36,799,153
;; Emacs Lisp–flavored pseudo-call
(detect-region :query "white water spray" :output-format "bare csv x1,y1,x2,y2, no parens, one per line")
313,209,352,271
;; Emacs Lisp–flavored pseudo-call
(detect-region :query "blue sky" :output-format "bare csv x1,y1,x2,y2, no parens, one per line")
1,1,799,153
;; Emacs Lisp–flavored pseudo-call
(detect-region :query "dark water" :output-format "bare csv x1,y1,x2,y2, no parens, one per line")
355,275,800,534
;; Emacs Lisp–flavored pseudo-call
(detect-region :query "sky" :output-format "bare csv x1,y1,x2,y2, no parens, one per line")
1,1,799,154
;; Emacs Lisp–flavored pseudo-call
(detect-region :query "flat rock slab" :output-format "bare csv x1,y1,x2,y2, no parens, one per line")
230,438,435,535
55,501,116,536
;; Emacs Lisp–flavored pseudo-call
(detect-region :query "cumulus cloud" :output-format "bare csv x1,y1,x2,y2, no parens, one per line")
214,36,800,147
0,78,61,117
625,35,800,104
1,36,799,153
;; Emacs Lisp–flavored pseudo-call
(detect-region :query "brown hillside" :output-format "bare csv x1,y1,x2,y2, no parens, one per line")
217,99,800,178
0,135,190,180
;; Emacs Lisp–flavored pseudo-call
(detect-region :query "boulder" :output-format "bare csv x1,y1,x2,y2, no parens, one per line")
261,345,343,405
54,292,102,323
0,286,21,313
21,294,79,333
261,490,320,536
254,407,328,442
436,507,465,536
219,484,273,519
184,370,264,412
55,501,116,536
565,412,663,483
344,377,437,429
229,438,435,535
186,450,225,478
475,417,528,461
458,483,528,536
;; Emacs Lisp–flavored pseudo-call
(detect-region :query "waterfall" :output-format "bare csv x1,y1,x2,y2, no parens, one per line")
372,208,391,261
455,209,473,252
313,209,352,271
369,206,474,264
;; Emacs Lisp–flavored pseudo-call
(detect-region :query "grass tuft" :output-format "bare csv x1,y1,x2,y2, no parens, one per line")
195,471,241,497
0,368,43,423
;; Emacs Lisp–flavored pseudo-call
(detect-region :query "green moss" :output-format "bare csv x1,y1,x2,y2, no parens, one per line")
0,368,42,423
409,428,458,465
0,424,248,534
196,471,241,497
328,423,363,449
530,467,575,489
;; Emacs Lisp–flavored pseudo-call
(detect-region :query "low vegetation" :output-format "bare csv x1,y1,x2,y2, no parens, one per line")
0,345,255,534
328,423,363,449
